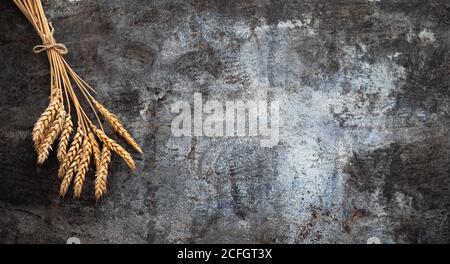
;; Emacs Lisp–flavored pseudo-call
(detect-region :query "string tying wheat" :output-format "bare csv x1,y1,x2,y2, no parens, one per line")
13,0,142,200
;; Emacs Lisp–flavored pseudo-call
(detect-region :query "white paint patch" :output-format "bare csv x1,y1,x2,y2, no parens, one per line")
387,52,402,60
277,19,304,29
277,19,317,36
418,29,436,43
394,192,413,210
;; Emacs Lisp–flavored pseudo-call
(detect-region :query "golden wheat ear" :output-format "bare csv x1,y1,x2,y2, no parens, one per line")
58,127,84,179
95,146,111,200
93,100,143,154
59,133,86,197
57,115,73,162
73,136,92,198
37,108,65,164
94,128,136,171
32,98,60,148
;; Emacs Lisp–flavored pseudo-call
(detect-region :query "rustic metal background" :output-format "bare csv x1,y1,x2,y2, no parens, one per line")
0,0,449,243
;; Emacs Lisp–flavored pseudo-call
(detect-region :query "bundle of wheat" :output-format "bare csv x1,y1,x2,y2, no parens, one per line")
13,0,142,200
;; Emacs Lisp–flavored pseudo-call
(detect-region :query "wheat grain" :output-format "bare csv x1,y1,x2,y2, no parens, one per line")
73,137,92,198
94,128,136,171
93,100,143,154
57,115,73,162
95,146,111,200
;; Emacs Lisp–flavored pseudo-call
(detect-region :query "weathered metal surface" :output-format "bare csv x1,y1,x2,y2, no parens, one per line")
0,0,448,243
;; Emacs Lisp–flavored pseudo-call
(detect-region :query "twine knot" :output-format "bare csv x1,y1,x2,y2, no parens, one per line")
33,23,68,55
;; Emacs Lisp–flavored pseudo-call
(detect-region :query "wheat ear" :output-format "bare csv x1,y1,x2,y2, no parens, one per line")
37,108,65,164
94,128,136,171
32,98,60,148
58,127,83,178
59,134,86,197
93,100,143,153
73,137,92,198
95,146,111,200
57,115,73,162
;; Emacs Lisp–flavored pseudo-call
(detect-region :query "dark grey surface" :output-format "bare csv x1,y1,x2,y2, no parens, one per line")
0,0,449,243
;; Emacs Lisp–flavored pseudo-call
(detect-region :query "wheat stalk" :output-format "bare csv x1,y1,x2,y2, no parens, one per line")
13,0,142,199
